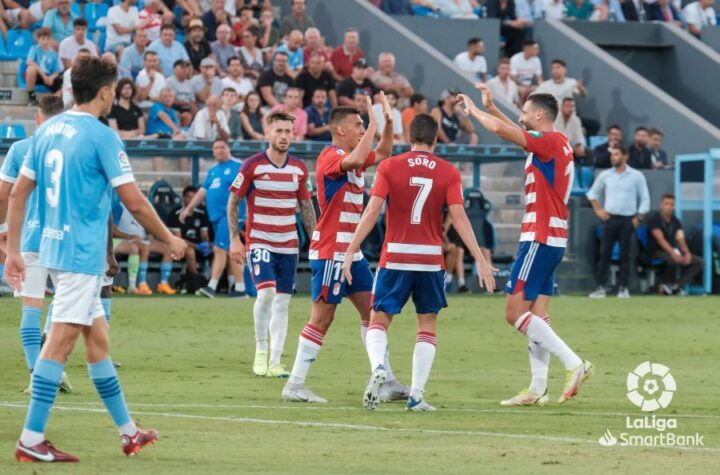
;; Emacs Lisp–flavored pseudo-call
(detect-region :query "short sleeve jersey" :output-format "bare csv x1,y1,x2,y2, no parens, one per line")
201,158,243,222
520,130,574,248
0,137,42,253
20,111,134,274
310,145,376,261
371,151,463,271
229,152,311,254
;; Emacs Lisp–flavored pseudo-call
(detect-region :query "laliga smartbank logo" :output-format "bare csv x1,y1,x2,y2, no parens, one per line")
598,361,704,448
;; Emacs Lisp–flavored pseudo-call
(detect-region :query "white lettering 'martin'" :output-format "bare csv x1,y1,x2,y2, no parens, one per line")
44,122,78,140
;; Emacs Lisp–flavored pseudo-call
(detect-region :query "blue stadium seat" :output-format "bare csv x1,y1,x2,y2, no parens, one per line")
0,35,9,61
636,224,664,267
84,3,109,31
71,2,81,17
588,135,607,149
0,124,27,138
98,28,107,52
4,30,33,60
410,5,439,17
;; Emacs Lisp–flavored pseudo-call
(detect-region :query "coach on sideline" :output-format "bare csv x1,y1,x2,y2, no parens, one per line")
586,145,650,299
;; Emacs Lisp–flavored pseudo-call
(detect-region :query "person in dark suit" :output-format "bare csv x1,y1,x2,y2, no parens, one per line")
485,0,528,57
593,124,623,169
646,0,682,24
628,126,653,169
648,128,669,169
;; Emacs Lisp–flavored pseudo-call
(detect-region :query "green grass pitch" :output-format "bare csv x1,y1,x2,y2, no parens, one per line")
0,295,719,474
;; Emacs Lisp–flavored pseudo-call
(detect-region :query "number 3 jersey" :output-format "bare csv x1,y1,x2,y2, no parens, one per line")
520,130,574,248
229,152,311,254
370,151,464,272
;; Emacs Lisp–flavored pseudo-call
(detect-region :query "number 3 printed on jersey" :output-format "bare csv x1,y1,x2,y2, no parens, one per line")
410,177,433,224
45,149,63,208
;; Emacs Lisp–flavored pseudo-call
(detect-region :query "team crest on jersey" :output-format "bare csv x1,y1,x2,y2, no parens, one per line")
292,173,298,184
224,168,230,175
254,264,260,276
118,151,131,172
333,283,341,296
336,148,345,155
232,173,244,188
528,131,543,138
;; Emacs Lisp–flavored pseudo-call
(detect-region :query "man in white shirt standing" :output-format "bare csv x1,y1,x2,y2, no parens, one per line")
535,59,587,102
453,37,488,82
554,98,586,162
135,50,166,109
683,0,717,38
487,58,520,109
190,95,230,141
58,18,97,70
105,0,146,58
509,39,543,104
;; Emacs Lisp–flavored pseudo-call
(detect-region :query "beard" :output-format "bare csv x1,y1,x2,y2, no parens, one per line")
271,142,289,153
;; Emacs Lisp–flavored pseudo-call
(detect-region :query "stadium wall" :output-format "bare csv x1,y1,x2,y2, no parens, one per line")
703,28,720,53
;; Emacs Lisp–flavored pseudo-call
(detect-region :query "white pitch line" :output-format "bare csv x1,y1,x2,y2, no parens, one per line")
2,400,719,420
1,403,718,454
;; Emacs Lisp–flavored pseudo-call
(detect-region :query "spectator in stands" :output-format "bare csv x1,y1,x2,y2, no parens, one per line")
535,59,586,102
330,27,364,80
275,29,305,79
42,0,78,46
587,145,650,299
108,78,148,138
486,0,528,57
372,90,404,143
146,87,187,138
240,90,266,140
230,7,254,49
371,51,414,100
541,0,568,19
487,58,521,108
220,87,243,139
25,27,63,107
270,87,308,140
594,124,623,168
354,89,372,128
202,0,232,42
646,194,703,295
105,0,145,59
566,0,596,19
136,50,166,108
305,88,331,142
336,58,379,106
148,24,190,77
59,18,97,70
139,0,173,43
555,98,586,161
190,94,230,140
454,37,488,82
303,27,332,66
279,0,314,37
210,24,236,77
119,28,149,79
3,0,49,30
401,93,428,143
192,56,225,104
166,59,197,126
433,0,480,18
628,126,652,169
239,26,264,78
184,18,212,74
61,48,91,108
683,0,717,38
222,56,254,98
431,88,478,145
177,0,203,20
510,40,543,103
647,0,682,25
258,51,294,106
648,128,668,169
258,7,281,48
168,185,210,275
296,52,337,108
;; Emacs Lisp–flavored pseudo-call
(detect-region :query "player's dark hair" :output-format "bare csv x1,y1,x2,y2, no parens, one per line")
38,95,64,118
267,111,296,125
183,185,198,196
551,59,567,67
409,113,438,147
649,127,663,137
526,93,558,121
72,56,118,106
661,193,675,201
607,123,622,133
329,106,360,126
467,37,483,46
635,126,648,133
612,144,628,156
410,93,426,106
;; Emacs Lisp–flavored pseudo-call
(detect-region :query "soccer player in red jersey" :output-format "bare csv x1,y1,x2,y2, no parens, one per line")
460,86,594,406
342,114,496,411
228,111,317,378
282,93,404,403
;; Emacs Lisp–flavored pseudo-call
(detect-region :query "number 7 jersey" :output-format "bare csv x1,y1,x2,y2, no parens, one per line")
371,151,464,272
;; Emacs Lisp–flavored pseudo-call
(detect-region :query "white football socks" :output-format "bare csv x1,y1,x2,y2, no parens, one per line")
269,293,291,365
528,314,551,395
410,332,437,400
365,325,387,371
254,288,274,352
516,312,581,370
288,324,325,386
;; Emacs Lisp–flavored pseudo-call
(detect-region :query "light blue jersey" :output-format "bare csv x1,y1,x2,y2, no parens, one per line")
202,158,245,222
21,111,135,275
0,137,42,253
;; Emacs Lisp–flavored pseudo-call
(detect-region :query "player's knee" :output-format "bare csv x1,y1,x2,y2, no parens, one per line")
257,287,276,305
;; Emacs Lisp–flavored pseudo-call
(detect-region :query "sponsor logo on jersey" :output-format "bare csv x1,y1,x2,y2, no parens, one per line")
224,168,231,175
232,172,244,189
529,131,543,138
262,174,271,180
118,151,132,172
254,264,260,276
333,282,341,296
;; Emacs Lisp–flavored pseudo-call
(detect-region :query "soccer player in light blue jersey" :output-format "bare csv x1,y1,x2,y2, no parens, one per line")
0,96,73,394
4,56,187,463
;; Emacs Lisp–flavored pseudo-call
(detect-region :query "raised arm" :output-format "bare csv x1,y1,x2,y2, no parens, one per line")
448,203,496,292
339,95,378,172
373,91,395,163
458,93,526,148
476,83,519,130
341,195,384,284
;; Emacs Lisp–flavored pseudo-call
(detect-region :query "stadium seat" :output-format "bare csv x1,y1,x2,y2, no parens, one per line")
0,123,27,138
4,30,33,60
636,224,664,267
84,3,109,31
410,5,439,16
588,135,607,149
148,179,181,223
98,29,107,53
71,2,81,17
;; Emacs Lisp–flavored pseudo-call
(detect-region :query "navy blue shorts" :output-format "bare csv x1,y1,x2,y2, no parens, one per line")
506,241,564,301
310,258,374,304
372,268,447,315
247,248,298,294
